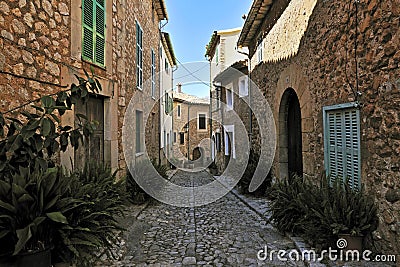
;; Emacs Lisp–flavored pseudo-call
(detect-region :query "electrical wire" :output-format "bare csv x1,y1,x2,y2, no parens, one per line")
174,62,209,80
174,57,210,88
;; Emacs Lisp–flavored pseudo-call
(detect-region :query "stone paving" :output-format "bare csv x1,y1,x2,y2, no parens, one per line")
99,170,397,267
101,170,304,266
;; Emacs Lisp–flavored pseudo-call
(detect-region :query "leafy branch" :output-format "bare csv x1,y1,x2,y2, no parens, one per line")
0,70,102,179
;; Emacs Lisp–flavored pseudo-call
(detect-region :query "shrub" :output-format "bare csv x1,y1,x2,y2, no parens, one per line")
268,174,379,250
52,162,126,266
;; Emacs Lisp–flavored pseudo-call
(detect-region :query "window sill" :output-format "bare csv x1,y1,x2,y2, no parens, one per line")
82,58,106,71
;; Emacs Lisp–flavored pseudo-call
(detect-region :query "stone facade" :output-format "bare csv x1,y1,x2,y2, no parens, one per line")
240,0,400,255
172,85,210,166
0,0,168,175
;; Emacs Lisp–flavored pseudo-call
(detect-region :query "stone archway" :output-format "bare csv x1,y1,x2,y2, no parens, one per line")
279,88,303,179
275,63,313,179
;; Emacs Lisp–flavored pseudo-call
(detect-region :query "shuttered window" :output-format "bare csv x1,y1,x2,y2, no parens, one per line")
135,110,143,153
323,103,361,190
82,0,105,66
136,21,143,90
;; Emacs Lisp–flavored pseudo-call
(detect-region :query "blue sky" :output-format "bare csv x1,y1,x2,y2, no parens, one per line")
164,0,253,97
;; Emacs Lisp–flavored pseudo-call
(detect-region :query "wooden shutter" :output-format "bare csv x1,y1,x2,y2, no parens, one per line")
82,0,94,61
82,0,105,66
95,0,105,65
324,105,361,190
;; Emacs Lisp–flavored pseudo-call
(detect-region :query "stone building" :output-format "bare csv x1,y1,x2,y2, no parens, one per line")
172,84,210,167
205,28,249,173
238,0,400,255
159,32,176,166
0,0,169,174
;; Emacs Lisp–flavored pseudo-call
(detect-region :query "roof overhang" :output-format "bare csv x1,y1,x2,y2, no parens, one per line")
162,32,177,66
205,31,219,58
154,0,168,21
213,60,248,83
237,0,274,47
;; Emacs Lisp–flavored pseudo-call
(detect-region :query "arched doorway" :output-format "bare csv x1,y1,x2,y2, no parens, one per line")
279,88,303,179
193,147,202,161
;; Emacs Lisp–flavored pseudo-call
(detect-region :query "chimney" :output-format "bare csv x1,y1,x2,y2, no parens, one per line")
177,83,182,93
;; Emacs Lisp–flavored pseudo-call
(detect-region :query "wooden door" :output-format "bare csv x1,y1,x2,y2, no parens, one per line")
287,92,303,177
74,96,104,170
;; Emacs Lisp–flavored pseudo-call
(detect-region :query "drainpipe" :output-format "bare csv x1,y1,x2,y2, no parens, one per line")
172,65,178,164
187,101,190,161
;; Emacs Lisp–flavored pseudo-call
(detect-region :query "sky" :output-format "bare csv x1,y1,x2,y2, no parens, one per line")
164,0,253,98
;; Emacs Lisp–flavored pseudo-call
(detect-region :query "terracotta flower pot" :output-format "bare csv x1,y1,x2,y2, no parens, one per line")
338,234,363,252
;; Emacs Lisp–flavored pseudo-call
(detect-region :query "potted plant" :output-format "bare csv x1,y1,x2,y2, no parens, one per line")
313,178,379,252
0,167,70,267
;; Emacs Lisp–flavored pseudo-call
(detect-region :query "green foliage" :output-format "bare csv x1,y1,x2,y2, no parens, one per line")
268,174,379,250
238,148,272,196
53,162,126,267
0,167,70,257
0,71,102,180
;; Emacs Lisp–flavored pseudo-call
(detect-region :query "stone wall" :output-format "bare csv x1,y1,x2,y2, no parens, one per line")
113,0,161,169
250,0,400,255
0,0,70,112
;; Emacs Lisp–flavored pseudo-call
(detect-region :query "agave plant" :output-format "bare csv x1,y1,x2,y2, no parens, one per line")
0,167,69,258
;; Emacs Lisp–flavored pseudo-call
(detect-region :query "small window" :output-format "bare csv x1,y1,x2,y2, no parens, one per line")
179,132,185,145
165,59,169,74
215,44,219,65
177,104,181,118
215,132,221,152
136,21,143,89
198,113,206,130
323,103,361,190
257,38,263,63
174,132,177,143
151,49,156,98
135,110,143,153
82,0,105,66
226,89,233,110
239,76,248,97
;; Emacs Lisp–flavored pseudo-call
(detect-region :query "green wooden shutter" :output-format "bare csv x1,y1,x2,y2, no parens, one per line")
324,104,361,190
82,0,105,66
82,0,94,61
95,0,105,66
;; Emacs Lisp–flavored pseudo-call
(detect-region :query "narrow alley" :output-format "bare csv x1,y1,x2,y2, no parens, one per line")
102,170,301,267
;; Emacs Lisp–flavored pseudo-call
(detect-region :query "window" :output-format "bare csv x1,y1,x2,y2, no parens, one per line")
165,58,169,74
179,132,185,145
82,0,105,66
174,132,176,143
226,89,233,110
151,49,156,98
239,76,248,97
136,21,143,89
177,104,181,118
198,113,206,130
215,44,219,65
135,110,143,153
215,132,221,152
323,103,361,190
257,38,263,63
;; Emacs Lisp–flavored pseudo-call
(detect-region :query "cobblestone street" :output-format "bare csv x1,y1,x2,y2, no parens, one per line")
103,170,303,266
